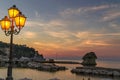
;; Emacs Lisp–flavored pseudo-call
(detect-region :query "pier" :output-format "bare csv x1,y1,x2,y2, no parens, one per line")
35,60,81,64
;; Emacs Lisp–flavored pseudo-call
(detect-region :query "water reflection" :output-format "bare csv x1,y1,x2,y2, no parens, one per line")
97,60,120,69
0,61,120,80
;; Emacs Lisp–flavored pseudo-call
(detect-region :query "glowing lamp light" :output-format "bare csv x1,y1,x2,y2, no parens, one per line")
8,5,20,18
0,16,11,31
15,12,26,28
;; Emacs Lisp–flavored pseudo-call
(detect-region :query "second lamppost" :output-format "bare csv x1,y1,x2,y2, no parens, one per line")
0,5,26,80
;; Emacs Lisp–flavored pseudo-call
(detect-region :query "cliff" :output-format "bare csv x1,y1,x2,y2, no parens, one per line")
0,41,45,61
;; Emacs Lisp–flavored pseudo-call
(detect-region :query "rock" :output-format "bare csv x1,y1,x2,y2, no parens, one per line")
32,63,67,72
19,77,32,80
71,67,120,77
113,71,120,76
0,78,4,80
81,52,97,66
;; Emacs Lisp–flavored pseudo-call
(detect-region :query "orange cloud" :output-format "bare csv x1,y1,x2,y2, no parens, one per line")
84,40,111,46
23,31,37,38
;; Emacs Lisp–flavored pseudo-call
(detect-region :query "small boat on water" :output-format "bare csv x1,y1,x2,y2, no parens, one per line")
49,77,60,80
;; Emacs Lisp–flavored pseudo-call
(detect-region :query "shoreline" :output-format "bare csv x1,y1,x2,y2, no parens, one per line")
0,61,67,72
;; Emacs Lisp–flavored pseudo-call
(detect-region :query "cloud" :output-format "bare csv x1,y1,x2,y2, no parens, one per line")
60,8,81,16
109,23,120,30
72,31,120,47
82,40,111,46
75,30,120,38
21,3,120,55
60,4,115,16
33,41,61,50
23,31,37,38
75,32,91,39
60,4,120,23
26,20,46,27
46,31,72,38
48,20,66,27
103,11,120,21
26,19,66,30
93,33,120,37
83,5,110,12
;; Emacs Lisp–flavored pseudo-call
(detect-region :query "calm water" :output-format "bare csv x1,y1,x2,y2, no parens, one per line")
0,60,120,80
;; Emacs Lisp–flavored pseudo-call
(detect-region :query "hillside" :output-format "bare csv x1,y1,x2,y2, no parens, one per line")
0,41,45,60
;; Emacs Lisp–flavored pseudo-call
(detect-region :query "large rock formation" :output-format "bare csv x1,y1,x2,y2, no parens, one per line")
81,52,97,66
0,41,46,67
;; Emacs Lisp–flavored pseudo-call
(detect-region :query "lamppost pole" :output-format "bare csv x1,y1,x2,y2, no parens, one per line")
6,20,14,80
0,5,26,80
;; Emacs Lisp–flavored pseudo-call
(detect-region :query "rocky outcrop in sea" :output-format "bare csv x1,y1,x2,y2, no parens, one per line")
71,52,120,78
71,67,120,77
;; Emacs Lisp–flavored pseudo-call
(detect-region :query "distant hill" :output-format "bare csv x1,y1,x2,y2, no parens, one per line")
0,41,45,60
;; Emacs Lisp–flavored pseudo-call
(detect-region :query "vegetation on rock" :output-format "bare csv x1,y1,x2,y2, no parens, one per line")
0,41,44,59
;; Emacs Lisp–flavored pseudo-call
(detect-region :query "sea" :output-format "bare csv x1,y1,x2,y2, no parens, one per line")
0,60,120,80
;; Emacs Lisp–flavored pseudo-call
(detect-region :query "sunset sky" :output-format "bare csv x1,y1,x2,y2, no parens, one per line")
0,0,120,60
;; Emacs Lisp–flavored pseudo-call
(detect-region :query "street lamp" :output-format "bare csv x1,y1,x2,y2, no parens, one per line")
0,5,26,80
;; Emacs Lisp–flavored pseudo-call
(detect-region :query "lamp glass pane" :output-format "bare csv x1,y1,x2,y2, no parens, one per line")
0,20,10,30
8,9,19,18
15,16,26,28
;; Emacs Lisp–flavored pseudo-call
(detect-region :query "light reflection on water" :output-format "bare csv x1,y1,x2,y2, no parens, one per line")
0,60,120,80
